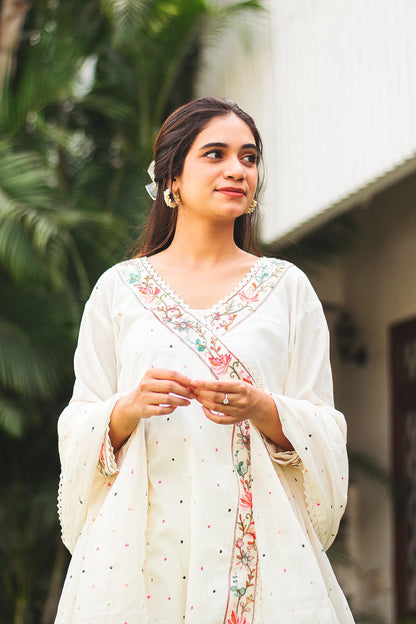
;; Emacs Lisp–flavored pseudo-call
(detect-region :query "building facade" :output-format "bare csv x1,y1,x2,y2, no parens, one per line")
198,1,416,622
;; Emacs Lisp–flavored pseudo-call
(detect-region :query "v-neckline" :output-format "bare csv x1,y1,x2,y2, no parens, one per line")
117,255,290,335
140,255,266,314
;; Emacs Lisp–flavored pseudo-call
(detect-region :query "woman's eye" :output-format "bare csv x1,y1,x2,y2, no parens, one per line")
243,153,257,164
204,150,222,159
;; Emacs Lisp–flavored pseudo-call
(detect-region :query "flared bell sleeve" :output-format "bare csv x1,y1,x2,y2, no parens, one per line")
268,271,348,551
57,273,121,553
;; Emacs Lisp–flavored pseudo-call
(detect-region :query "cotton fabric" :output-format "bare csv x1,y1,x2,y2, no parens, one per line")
55,256,354,624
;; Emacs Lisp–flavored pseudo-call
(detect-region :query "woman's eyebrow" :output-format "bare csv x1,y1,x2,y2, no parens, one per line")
198,141,258,152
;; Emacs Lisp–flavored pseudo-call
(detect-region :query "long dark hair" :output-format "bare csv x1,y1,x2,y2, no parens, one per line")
131,97,264,258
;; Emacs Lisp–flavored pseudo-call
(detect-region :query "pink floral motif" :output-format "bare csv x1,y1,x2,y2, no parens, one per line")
208,352,232,376
239,284,259,303
236,548,255,569
166,304,181,317
136,284,160,304
246,524,256,550
228,612,248,624
237,428,250,450
240,487,252,508
219,314,237,331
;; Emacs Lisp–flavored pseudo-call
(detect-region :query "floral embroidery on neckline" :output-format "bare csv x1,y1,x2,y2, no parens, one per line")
136,256,290,334
140,256,265,313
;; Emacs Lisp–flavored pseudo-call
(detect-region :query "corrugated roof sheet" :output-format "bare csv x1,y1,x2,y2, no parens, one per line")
198,0,416,242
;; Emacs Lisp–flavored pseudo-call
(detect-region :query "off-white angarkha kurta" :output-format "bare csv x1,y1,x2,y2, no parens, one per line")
55,256,355,624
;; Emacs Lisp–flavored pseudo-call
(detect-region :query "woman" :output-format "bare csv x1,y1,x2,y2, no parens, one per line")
56,97,354,624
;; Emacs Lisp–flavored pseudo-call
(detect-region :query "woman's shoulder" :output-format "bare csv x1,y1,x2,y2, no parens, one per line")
92,257,142,288
86,259,138,308
261,255,292,270
90,262,121,293
262,256,321,307
261,255,304,283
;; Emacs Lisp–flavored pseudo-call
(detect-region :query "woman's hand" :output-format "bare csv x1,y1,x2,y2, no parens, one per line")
191,379,293,450
110,368,194,451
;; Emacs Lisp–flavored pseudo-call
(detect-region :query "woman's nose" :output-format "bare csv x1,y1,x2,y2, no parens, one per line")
224,157,246,180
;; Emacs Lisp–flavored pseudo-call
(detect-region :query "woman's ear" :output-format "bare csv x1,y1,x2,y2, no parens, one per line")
171,176,179,194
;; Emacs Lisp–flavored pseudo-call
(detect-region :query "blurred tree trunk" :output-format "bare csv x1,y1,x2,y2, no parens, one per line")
13,597,25,624
0,0,31,100
41,541,68,624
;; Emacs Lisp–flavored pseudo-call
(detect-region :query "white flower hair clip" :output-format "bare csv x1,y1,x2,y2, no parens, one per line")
145,160,157,200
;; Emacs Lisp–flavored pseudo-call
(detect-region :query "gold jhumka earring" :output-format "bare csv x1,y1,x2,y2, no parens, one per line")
163,189,180,208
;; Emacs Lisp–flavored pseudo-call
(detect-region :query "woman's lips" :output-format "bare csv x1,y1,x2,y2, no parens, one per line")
216,187,246,198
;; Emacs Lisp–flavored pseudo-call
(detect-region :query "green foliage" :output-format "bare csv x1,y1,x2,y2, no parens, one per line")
0,0,263,621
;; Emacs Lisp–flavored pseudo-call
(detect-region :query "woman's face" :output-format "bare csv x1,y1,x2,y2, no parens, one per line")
172,113,258,221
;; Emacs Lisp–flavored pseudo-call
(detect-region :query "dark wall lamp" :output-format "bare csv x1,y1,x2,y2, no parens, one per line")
335,311,368,365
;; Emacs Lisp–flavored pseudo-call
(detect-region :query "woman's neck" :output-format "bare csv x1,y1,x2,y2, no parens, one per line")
160,218,247,268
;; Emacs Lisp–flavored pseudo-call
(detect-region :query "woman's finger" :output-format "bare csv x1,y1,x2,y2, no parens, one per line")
143,404,177,416
149,368,194,390
148,392,191,408
192,381,235,402
142,376,195,400
194,389,234,406
191,379,249,402
196,396,235,414
191,378,234,392
202,406,241,425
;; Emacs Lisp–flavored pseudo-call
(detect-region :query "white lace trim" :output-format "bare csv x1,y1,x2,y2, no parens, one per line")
303,474,321,540
98,422,119,477
140,255,266,316
261,428,319,537
57,467,66,545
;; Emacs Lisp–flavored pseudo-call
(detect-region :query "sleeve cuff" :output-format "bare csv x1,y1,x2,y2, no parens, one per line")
269,449,303,467
262,434,303,468
98,422,119,476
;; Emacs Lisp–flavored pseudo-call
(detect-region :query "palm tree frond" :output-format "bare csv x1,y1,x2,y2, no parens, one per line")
0,395,33,437
0,146,57,209
81,93,135,122
0,190,68,287
0,320,65,399
101,0,150,47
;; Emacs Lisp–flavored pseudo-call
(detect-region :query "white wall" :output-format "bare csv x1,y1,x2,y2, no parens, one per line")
309,172,416,622
199,0,416,243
